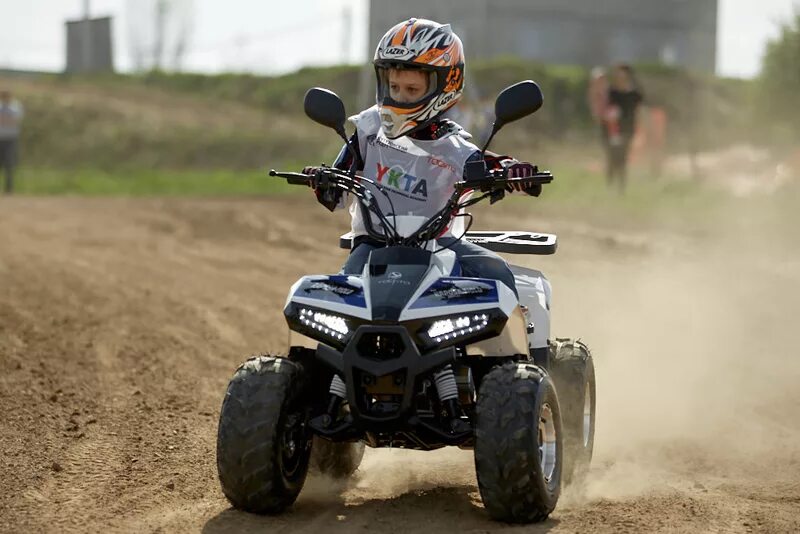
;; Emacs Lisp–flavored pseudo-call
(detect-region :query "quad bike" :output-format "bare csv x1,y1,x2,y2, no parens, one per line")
216,81,596,523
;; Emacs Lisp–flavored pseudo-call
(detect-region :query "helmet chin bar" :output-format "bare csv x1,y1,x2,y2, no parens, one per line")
378,90,461,139
379,107,419,139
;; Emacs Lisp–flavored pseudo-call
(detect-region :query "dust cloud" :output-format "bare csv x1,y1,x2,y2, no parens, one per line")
552,193,800,504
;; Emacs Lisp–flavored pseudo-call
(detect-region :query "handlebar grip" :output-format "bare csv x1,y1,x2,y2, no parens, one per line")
453,171,554,192
269,169,312,186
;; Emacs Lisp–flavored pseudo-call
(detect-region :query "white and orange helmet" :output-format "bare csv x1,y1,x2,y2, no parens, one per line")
373,18,465,139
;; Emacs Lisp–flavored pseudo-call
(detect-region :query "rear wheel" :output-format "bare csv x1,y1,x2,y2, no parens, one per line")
216,355,312,514
549,339,596,485
474,362,563,523
311,438,365,478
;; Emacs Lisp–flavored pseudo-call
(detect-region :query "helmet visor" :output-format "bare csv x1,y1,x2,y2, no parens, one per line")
376,65,439,108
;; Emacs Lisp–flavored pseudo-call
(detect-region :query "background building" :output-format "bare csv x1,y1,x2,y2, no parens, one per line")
368,0,718,72
65,16,115,73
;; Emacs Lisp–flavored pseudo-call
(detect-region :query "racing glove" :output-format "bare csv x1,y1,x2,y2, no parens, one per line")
504,162,542,197
302,166,343,212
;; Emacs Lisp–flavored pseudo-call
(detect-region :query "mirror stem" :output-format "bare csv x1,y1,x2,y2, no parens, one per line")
480,124,500,156
336,128,359,177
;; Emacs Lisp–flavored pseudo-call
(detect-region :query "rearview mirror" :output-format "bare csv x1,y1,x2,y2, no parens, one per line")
494,80,543,130
481,80,544,154
304,87,347,138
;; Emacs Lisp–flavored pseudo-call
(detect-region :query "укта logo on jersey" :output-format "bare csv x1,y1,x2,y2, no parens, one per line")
388,272,403,279
375,163,429,199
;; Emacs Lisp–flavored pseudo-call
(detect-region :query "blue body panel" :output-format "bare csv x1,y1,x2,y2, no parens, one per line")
293,275,367,308
409,278,499,309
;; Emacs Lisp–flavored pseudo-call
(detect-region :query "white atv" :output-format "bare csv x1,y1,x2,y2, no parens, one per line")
216,81,596,523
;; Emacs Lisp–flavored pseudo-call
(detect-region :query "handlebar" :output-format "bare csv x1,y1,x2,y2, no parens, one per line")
454,169,554,193
268,165,554,248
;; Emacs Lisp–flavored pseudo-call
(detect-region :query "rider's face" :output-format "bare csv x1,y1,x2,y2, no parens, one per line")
388,69,429,103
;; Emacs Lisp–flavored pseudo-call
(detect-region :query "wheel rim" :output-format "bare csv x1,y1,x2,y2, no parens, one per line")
280,412,306,479
583,381,592,448
538,403,558,482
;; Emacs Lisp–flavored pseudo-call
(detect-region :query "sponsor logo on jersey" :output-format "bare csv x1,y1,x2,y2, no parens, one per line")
427,156,458,175
375,162,429,200
367,134,408,153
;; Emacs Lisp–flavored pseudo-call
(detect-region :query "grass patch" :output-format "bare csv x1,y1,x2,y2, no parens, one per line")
506,164,725,227
11,163,736,235
14,167,307,196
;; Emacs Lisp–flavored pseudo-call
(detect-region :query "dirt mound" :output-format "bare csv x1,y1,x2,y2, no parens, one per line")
1,195,798,533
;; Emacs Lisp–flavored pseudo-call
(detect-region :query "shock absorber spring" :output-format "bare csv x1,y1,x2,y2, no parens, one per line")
433,364,459,402
320,374,348,428
329,374,347,399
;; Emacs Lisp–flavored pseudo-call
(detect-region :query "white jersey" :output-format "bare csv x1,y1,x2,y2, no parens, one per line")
347,106,478,238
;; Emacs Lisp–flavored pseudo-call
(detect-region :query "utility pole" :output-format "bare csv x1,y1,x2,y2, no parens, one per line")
153,0,168,70
342,5,353,64
81,0,92,70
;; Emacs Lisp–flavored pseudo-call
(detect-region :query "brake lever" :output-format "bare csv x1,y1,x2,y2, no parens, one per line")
489,188,506,204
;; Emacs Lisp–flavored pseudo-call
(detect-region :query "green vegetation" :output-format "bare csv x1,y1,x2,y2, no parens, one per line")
4,58,757,174
760,10,800,143
13,161,730,235
14,167,300,196
493,162,726,229
0,57,777,221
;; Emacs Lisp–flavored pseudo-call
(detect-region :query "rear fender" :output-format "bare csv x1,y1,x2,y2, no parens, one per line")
511,266,551,349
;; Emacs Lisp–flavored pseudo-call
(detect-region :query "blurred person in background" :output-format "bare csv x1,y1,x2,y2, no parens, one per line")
0,90,24,194
303,18,542,299
642,104,668,178
588,66,609,131
604,64,643,192
588,67,613,176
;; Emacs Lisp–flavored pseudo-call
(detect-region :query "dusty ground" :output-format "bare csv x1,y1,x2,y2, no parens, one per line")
1,194,799,533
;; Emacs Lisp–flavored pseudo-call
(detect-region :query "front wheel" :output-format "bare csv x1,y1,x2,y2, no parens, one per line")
216,355,312,514
474,362,563,523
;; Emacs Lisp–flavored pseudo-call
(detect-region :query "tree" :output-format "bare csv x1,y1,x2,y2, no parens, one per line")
760,10,800,141
126,0,195,72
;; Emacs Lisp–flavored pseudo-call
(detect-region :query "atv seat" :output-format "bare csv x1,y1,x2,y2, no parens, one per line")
338,231,557,255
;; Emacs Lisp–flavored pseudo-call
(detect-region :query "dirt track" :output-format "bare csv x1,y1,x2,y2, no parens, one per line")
1,195,799,533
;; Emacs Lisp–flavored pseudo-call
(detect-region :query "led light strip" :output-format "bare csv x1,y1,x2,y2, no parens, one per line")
428,313,489,343
299,308,349,340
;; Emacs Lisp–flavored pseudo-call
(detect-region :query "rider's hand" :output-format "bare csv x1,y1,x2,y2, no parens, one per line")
302,166,323,188
505,162,542,197
303,165,342,211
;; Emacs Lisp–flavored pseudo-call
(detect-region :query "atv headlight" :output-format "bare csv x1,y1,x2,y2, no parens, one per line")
298,308,351,340
425,313,490,343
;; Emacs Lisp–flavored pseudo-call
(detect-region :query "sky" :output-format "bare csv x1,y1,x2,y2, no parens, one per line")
0,0,797,78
